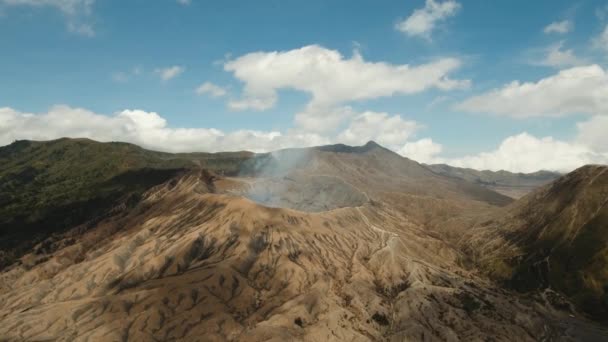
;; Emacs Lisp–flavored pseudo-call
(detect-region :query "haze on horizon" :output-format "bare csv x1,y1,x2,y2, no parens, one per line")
1,0,608,173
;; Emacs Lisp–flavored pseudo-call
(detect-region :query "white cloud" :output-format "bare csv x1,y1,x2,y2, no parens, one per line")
543,20,573,34
456,64,608,118
0,105,426,165
592,24,608,53
1,104,606,173
538,41,584,68
155,66,185,81
176,0,190,5
0,0,95,36
224,45,468,131
293,105,355,134
228,97,275,111
196,82,227,98
225,45,468,111
0,105,423,159
439,133,608,173
577,115,608,153
337,111,420,148
395,0,461,39
0,105,332,153
398,138,443,164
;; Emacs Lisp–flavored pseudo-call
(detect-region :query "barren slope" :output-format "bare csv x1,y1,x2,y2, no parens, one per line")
0,171,583,341
459,165,608,319
0,140,606,341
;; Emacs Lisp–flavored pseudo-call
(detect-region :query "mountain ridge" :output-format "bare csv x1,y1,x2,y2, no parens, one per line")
1,138,607,340
459,164,608,319
426,163,561,199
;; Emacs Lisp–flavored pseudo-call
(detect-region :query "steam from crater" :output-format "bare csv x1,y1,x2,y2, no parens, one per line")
234,147,367,212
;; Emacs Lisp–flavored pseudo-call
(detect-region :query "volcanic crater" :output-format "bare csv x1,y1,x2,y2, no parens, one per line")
229,175,368,212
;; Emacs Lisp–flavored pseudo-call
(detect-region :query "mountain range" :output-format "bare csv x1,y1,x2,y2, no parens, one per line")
0,138,606,341
426,164,561,199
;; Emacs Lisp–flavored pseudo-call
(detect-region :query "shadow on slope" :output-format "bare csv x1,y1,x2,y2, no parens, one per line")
461,165,608,320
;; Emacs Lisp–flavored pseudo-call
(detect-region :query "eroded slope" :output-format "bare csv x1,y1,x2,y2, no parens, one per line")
460,165,608,319
0,171,595,341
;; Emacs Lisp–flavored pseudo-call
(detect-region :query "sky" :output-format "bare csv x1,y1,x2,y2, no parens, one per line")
1,0,608,172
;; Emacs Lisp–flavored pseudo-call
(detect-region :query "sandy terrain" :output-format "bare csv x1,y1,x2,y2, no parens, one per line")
0,144,605,341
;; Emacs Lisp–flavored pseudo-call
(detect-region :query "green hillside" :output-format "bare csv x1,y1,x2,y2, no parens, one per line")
0,138,264,269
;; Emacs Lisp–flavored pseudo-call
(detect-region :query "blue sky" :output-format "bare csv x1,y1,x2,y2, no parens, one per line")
1,0,608,172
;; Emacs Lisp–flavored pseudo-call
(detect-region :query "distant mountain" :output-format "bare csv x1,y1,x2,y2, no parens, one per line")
426,163,561,199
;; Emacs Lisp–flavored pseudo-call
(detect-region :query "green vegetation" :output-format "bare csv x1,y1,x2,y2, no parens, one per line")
0,138,265,269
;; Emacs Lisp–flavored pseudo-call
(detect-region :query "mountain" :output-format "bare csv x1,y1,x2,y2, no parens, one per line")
459,165,608,319
0,139,606,341
426,164,561,199
0,138,269,269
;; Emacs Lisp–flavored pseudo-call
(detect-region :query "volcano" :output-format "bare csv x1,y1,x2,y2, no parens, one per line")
0,138,606,341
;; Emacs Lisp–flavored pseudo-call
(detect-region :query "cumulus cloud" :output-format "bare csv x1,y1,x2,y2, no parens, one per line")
393,121,608,172
455,64,608,118
224,44,468,131
538,41,584,68
196,82,227,98
225,45,468,110
395,0,460,39
543,20,573,34
440,133,608,173
0,105,423,159
1,104,606,173
0,105,333,153
398,138,443,164
337,111,420,148
577,115,608,153
293,105,356,134
155,66,185,81
0,0,95,36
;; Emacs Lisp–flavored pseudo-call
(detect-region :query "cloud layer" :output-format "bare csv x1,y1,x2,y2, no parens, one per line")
0,105,428,162
1,104,606,173
0,105,330,153
439,133,608,173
